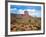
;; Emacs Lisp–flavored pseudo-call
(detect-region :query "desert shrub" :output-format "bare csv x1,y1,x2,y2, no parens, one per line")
29,20,31,22
11,20,16,24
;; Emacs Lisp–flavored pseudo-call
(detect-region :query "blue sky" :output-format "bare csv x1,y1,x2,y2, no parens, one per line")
10,5,41,10
10,5,41,17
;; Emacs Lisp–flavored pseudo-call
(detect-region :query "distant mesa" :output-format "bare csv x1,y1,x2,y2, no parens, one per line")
11,10,32,19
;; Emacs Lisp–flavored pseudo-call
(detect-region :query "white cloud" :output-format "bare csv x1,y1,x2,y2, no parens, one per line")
10,8,18,14
26,9,35,12
18,9,24,14
10,8,17,10
28,10,41,17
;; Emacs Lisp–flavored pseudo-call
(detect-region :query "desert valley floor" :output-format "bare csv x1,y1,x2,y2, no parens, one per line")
11,11,41,32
